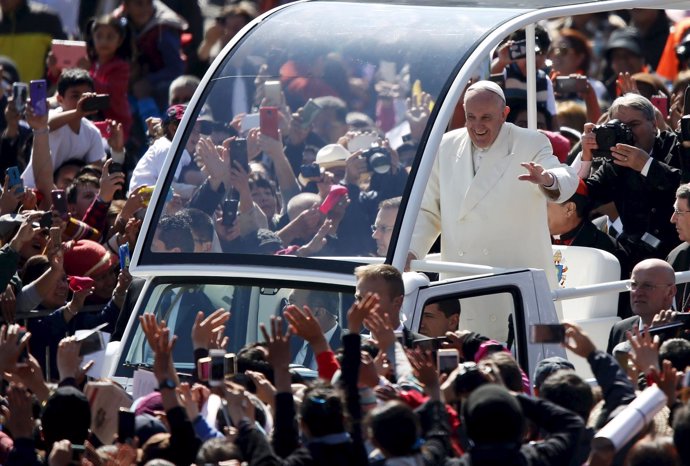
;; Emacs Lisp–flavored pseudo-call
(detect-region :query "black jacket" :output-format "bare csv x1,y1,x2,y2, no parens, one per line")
585,130,683,262
606,315,640,354
448,395,584,466
667,242,690,311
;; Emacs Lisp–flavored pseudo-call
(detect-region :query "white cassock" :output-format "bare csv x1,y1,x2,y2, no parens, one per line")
410,123,578,323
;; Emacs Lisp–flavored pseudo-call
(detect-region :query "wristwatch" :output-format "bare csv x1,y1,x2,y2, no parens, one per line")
158,378,177,391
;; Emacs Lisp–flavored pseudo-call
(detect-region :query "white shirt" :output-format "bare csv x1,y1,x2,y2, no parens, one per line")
22,108,105,188
294,323,338,370
129,137,192,195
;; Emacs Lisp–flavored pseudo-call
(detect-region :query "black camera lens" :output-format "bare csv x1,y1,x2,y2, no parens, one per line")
362,147,391,174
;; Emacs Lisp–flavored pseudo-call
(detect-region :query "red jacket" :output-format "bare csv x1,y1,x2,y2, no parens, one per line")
90,58,132,139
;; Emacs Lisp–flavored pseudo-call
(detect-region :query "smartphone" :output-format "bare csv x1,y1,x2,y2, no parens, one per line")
6,166,24,194
51,189,68,217
222,198,239,226
240,112,260,133
12,82,28,114
224,353,236,376
39,211,52,229
29,80,47,117
229,138,249,172
259,106,280,140
264,80,282,106
49,226,61,245
17,329,29,363
437,348,459,375
509,39,527,60
300,163,321,180
319,185,348,215
117,408,136,444
71,444,86,461
530,324,566,344
119,243,130,270
209,349,226,387
300,99,322,129
78,330,104,356
93,121,112,139
197,357,211,382
82,94,111,112
554,76,588,94
651,94,668,120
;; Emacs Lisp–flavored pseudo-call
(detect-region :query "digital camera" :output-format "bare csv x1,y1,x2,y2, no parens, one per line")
361,146,392,174
592,119,634,158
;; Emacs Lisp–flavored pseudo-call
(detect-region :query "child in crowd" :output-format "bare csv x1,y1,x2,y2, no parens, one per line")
85,14,134,140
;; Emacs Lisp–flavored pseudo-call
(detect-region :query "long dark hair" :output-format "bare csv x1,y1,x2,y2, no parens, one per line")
85,14,135,62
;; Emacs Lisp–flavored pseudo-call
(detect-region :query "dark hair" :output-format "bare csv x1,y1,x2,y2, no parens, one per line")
539,370,594,421
368,401,420,457
673,404,690,465
156,215,194,253
196,438,243,464
86,14,134,62
53,158,86,183
484,352,523,392
300,384,345,438
626,435,679,466
428,298,461,319
237,342,273,382
57,68,94,96
66,174,100,204
659,338,690,372
509,24,551,54
21,255,50,284
249,172,280,213
557,29,592,74
177,208,214,243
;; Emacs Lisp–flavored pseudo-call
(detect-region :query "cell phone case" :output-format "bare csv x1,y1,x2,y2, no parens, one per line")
6,167,24,193
29,80,47,117
319,185,348,214
260,106,280,140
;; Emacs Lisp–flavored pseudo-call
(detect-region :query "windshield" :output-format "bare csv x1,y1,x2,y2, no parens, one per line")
139,2,521,268
117,278,354,376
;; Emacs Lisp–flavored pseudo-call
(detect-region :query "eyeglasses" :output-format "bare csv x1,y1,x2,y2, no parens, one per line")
673,208,690,215
371,224,394,233
626,281,673,292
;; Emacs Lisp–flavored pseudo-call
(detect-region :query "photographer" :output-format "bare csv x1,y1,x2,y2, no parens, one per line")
576,93,686,263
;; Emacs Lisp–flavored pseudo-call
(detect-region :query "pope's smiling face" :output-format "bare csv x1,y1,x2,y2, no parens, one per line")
464,89,510,149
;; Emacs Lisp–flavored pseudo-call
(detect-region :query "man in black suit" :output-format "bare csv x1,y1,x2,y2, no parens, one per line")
667,183,690,311
606,258,676,353
288,288,342,369
578,93,687,265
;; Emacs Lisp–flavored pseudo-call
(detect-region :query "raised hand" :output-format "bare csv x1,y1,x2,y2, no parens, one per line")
0,324,31,374
407,348,441,400
518,162,555,187
562,322,597,359
191,308,231,350
259,316,292,370
283,304,327,347
626,326,661,374
347,292,379,334
364,311,396,353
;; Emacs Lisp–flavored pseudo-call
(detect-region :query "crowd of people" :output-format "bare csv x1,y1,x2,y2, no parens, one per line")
1,0,690,464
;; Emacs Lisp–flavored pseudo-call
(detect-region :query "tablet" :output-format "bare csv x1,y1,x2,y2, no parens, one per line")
51,39,88,69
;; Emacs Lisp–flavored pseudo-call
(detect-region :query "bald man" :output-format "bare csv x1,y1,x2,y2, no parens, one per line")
606,258,677,353
409,81,579,290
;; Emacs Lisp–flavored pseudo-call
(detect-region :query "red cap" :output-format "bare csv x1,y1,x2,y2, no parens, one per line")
63,240,116,278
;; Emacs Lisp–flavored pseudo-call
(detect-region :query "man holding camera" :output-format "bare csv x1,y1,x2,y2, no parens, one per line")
577,93,683,264
408,80,578,289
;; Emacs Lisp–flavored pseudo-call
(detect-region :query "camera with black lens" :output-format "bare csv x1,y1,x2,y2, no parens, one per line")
361,145,392,174
592,119,634,159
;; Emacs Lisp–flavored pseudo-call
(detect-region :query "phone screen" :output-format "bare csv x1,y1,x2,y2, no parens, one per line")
51,189,68,216
117,409,136,444
530,324,566,344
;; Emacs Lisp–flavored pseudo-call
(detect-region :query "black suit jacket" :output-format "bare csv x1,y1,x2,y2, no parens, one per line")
667,242,690,311
606,315,639,354
585,131,682,262
290,324,343,368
